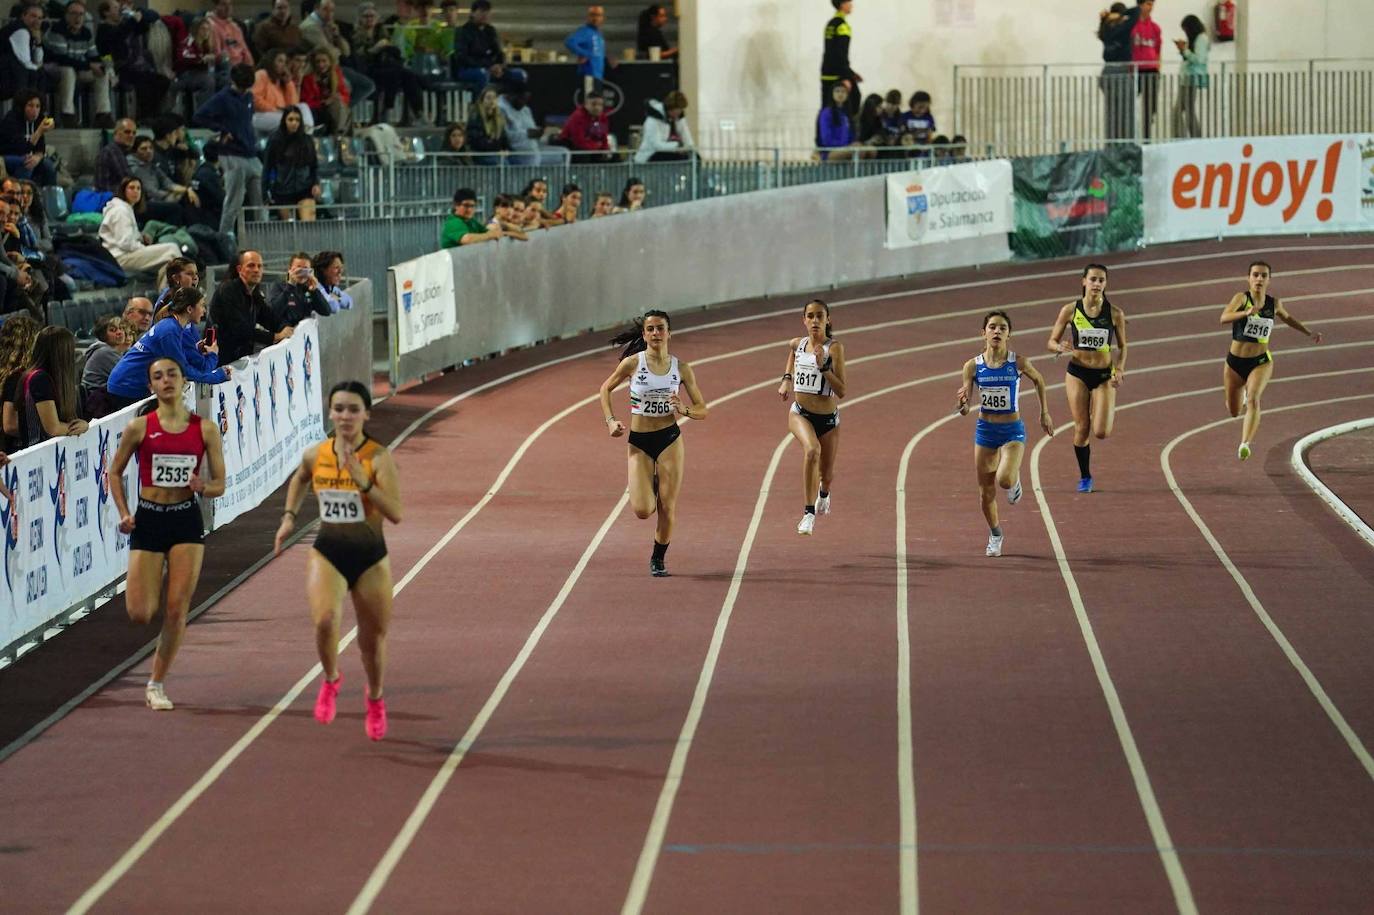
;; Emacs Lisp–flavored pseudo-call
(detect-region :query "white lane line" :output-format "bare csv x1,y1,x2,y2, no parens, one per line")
61,259,1374,910
1290,419,1374,550
346,492,630,915
1161,393,1374,783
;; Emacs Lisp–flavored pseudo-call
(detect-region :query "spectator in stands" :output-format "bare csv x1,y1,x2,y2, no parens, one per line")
100,176,183,275
614,177,645,212
150,115,196,186
96,0,170,119
12,326,88,448
466,87,510,164
108,286,229,407
124,296,155,333
636,4,675,59
311,249,352,312
591,192,614,217
172,16,220,118
354,2,424,126
1131,0,1162,140
820,0,861,119
189,147,227,233
254,0,303,58
564,6,606,82
1098,2,1139,140
264,108,321,221
0,314,38,451
386,0,451,64
195,63,261,236
152,257,197,311
15,180,54,262
128,136,202,225
487,193,528,239
816,83,865,160
1172,14,1209,138
1,253,42,321
0,89,58,187
43,0,116,129
288,46,312,93
1,2,47,95
558,91,614,161
857,93,887,148
880,89,904,138
440,187,502,247
453,0,522,92
500,77,567,166
301,47,352,135
635,90,694,163
80,314,129,417
520,177,560,227
443,122,473,159
254,49,315,134
209,249,293,365
208,0,253,70
301,0,375,118
900,90,936,145
269,251,332,325
547,183,582,226
95,117,138,192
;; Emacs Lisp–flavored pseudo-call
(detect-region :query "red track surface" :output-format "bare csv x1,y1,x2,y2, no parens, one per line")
3,237,1373,914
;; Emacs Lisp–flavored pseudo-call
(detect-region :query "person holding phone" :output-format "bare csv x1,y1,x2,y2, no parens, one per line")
268,251,333,327
107,287,230,409
109,356,226,711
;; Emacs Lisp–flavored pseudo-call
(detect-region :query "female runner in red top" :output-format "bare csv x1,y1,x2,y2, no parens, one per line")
110,357,227,710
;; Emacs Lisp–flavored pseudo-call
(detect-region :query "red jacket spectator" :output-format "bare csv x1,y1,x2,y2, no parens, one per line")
301,66,352,108
175,31,214,73
558,97,611,151
1131,14,1162,71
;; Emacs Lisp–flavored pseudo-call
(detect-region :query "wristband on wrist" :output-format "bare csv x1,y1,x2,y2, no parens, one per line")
283,508,297,519
781,373,792,381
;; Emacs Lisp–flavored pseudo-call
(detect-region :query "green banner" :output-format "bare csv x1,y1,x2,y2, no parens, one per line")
1012,145,1142,259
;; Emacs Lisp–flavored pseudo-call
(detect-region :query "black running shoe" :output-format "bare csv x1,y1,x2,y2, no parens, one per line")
650,557,670,577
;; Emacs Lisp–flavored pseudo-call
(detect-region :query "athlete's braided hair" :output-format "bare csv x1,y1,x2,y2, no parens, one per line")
609,310,671,359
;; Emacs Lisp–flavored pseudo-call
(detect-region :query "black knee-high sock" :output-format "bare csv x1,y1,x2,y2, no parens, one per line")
1074,444,1091,478
652,541,669,562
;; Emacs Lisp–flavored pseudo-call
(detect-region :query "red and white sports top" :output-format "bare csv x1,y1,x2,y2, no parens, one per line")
138,411,206,489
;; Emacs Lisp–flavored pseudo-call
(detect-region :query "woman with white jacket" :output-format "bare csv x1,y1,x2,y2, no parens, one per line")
634,91,695,164
99,176,182,275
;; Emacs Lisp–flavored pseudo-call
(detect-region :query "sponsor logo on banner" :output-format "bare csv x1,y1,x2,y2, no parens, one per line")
3,463,20,597
392,249,458,355
48,447,67,581
1143,134,1368,243
885,159,1014,249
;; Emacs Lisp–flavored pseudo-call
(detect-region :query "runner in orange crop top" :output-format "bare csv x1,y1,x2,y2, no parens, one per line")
276,381,403,740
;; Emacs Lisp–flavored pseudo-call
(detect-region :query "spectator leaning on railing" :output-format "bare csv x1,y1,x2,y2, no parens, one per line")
311,250,352,312
107,286,230,408
614,177,645,213
80,314,131,417
441,188,502,247
210,250,294,365
0,315,40,453
269,251,333,326
12,326,89,449
152,257,198,312
635,91,693,163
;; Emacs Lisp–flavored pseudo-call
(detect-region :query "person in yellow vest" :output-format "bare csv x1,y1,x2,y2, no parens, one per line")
276,380,403,740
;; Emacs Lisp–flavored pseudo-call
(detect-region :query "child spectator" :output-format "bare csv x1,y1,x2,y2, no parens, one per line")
441,188,502,247
487,193,528,240
817,83,866,160
547,183,582,226
614,177,646,212
591,192,615,217
901,90,936,145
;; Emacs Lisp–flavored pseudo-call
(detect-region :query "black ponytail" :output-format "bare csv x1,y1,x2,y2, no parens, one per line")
329,379,373,411
805,298,833,339
609,309,671,359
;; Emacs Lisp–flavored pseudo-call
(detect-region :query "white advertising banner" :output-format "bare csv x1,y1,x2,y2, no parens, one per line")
210,318,324,528
1143,134,1373,244
885,159,1015,249
392,249,458,355
2,400,143,648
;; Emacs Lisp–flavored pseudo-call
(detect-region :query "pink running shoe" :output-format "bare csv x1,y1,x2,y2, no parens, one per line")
314,674,342,725
365,695,388,741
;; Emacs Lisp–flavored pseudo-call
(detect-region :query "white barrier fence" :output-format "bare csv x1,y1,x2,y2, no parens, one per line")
1,320,323,662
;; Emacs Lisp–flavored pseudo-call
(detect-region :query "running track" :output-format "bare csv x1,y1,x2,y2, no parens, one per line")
3,237,1373,914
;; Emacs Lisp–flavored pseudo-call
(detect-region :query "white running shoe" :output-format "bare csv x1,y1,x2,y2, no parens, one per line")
1008,480,1023,505
1238,442,1252,461
816,494,831,515
145,682,174,711
797,512,816,535
985,533,1004,557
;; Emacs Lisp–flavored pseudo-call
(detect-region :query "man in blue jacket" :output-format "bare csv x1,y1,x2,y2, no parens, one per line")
194,63,261,237
564,5,606,82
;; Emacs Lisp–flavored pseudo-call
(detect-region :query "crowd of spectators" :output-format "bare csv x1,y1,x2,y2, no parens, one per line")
0,243,354,455
440,173,644,247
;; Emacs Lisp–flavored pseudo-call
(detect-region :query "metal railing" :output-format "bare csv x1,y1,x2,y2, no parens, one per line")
953,58,1374,156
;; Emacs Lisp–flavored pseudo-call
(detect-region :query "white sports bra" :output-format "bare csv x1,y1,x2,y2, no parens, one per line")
629,351,681,417
793,338,834,397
